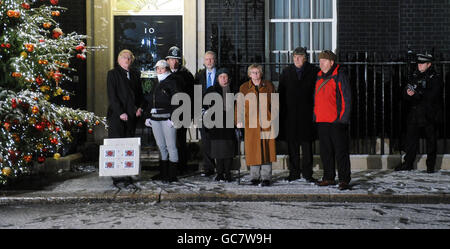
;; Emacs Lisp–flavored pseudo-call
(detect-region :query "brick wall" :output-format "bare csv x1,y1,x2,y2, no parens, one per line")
338,0,400,54
338,0,450,58
399,0,450,58
205,0,265,65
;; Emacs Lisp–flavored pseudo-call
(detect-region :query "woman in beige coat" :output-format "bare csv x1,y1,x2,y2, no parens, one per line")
236,64,278,186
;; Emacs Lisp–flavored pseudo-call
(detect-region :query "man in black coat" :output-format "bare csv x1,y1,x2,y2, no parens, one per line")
194,51,218,176
278,47,319,182
166,46,195,174
107,49,144,138
395,53,444,173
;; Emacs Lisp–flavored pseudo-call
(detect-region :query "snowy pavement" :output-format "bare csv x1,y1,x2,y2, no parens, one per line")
1,201,449,229
1,166,449,204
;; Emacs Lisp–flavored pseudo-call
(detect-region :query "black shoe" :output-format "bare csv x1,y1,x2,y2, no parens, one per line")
215,174,225,181
286,174,300,182
201,170,215,177
394,163,413,171
224,173,233,182
304,177,318,183
426,167,435,174
261,180,271,187
151,173,163,181
251,179,260,185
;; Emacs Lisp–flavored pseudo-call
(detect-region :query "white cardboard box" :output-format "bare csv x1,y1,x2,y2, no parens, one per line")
99,138,141,177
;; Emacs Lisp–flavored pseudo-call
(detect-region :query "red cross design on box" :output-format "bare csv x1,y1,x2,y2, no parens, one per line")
105,150,115,157
105,162,114,169
125,150,134,157
124,161,134,168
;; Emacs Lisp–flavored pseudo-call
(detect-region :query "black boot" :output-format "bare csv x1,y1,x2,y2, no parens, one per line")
426,165,435,173
152,160,168,181
168,161,178,182
224,158,233,182
394,162,413,171
215,159,225,181
177,163,185,176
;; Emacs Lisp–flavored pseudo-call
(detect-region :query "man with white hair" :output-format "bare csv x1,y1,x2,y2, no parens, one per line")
106,49,143,138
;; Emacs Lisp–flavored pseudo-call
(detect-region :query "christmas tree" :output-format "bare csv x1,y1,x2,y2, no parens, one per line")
0,0,105,185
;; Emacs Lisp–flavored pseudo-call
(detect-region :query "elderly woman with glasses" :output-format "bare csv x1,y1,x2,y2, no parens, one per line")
236,64,278,187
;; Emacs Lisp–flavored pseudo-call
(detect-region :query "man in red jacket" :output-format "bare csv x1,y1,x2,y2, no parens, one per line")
313,50,352,191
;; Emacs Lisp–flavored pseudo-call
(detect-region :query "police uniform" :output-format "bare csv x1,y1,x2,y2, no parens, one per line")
166,46,195,175
396,53,444,173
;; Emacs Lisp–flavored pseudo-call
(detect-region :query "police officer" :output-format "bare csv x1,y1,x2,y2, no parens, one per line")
395,53,444,173
166,46,195,175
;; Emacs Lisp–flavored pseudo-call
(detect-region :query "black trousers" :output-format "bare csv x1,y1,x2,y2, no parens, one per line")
317,123,351,183
199,127,216,172
216,158,233,176
107,117,136,138
176,127,188,168
287,140,313,179
404,123,437,169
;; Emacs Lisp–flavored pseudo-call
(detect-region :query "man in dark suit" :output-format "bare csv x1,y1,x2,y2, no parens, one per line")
278,47,319,183
166,46,195,175
194,51,218,176
107,49,144,138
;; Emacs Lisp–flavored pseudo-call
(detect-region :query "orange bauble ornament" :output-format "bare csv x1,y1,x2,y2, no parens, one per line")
31,105,39,114
2,167,12,176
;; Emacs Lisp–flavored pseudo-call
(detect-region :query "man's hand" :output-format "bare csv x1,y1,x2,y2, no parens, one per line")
136,108,143,117
120,113,128,121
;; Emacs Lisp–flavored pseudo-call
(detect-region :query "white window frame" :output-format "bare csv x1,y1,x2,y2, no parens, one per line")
265,0,337,63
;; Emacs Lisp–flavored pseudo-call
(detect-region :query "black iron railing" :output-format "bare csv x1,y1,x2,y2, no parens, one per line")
223,52,449,155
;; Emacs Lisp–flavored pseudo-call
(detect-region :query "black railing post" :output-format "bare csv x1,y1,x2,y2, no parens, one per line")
381,62,386,155
372,52,377,154
355,52,361,153
443,63,447,153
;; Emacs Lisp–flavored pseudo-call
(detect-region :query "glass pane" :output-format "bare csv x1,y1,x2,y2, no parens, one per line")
313,0,333,19
291,0,310,19
270,0,289,19
270,52,290,82
270,22,289,51
271,51,290,64
312,22,332,50
291,22,310,49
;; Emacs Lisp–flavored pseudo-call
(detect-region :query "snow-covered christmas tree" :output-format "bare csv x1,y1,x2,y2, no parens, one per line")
0,0,105,185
